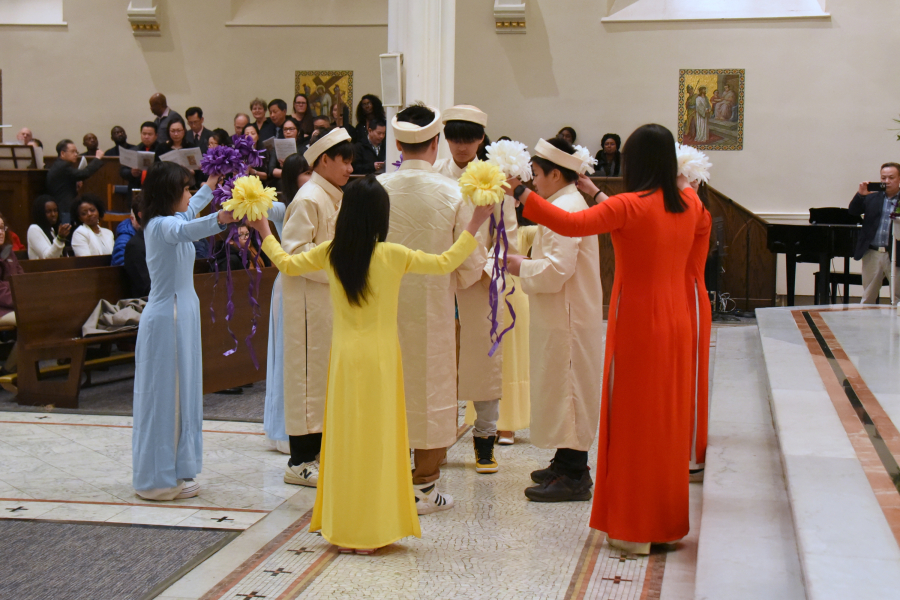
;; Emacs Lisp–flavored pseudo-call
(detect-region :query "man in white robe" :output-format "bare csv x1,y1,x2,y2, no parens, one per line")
279,129,354,487
433,105,518,473
508,137,604,502
378,105,487,514
694,87,711,143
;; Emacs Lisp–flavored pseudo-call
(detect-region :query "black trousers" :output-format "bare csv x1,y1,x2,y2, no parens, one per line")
289,433,322,465
553,448,589,479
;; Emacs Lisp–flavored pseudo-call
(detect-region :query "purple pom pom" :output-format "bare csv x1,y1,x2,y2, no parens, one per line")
201,146,244,176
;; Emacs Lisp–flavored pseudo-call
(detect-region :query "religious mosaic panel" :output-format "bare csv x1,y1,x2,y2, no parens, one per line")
678,69,744,151
295,70,354,119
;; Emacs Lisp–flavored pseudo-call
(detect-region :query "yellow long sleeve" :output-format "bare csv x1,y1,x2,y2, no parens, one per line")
403,231,478,275
262,235,330,277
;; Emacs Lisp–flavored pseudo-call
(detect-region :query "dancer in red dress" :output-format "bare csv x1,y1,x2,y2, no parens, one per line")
508,124,711,554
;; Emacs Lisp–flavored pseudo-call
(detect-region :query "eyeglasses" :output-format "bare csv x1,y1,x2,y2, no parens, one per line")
238,232,250,239
0,226,7,233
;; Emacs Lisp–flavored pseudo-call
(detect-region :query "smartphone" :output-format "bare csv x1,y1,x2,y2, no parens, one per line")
867,182,886,192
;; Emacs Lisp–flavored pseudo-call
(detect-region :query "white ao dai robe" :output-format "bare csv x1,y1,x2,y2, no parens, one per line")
519,183,604,452
378,160,487,449
279,172,341,436
433,158,519,402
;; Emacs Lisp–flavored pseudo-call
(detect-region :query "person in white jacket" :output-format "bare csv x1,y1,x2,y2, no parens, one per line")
433,105,519,472
378,105,487,514
70,195,114,256
507,137,604,503
27,195,70,259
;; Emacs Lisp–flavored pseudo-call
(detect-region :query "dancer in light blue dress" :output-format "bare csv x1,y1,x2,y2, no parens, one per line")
132,163,233,501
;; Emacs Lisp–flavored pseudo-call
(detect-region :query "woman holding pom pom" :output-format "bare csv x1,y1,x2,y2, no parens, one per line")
508,124,711,555
132,162,235,501
247,175,492,553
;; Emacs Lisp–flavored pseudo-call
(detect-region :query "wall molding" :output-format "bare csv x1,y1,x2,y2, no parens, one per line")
224,22,387,27
603,0,830,23
756,212,808,223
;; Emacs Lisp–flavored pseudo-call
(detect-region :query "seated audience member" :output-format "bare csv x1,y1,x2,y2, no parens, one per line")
155,117,202,185
292,94,315,141
497,136,512,142
302,115,333,153
123,198,151,298
27,195,71,259
353,94,386,143
594,133,622,177
185,106,213,153
331,102,355,139
352,118,387,175
71,194,114,256
112,206,139,267
208,128,233,150
16,128,34,145
556,126,577,145
82,133,101,157
264,99,289,140
46,139,105,217
234,113,251,137
250,98,270,134
242,123,269,182
267,117,301,190
105,126,133,156
0,211,24,375
121,121,159,190
149,92,182,145
215,224,269,272
280,154,312,203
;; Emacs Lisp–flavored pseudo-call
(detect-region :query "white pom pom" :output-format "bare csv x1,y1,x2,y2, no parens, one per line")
485,139,533,182
676,143,712,184
572,145,598,175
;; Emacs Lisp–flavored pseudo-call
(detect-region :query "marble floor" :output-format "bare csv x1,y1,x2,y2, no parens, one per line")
15,316,893,599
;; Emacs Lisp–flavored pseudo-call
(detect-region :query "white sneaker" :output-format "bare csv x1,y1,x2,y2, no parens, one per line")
285,460,319,487
176,480,201,499
414,481,454,515
497,431,515,445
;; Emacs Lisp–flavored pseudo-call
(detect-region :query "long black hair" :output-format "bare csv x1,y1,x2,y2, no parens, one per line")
281,154,311,203
622,124,686,214
355,94,386,127
32,195,59,240
141,162,194,226
326,175,390,306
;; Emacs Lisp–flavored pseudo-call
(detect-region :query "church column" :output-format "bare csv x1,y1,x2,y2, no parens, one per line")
384,0,455,167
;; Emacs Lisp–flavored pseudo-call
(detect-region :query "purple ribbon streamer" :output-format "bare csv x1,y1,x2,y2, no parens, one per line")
487,198,517,357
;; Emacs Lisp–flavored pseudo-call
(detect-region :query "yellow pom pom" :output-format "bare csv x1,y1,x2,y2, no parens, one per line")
459,160,510,206
223,175,277,221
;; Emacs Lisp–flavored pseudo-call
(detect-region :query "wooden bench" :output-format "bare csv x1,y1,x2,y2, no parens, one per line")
19,254,111,274
8,264,276,407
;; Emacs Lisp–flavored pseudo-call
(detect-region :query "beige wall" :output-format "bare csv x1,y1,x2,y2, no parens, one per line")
455,0,900,217
0,0,387,149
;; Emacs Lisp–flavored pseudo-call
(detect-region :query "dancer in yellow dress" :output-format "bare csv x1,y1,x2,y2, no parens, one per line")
249,175,492,552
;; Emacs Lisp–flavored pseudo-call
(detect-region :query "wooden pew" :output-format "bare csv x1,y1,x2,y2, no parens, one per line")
8,264,275,407
19,254,111,274
0,169,45,237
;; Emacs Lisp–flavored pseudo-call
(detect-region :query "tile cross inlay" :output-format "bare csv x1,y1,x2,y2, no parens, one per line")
801,311,900,496
212,516,234,523
5,506,26,512
263,568,292,576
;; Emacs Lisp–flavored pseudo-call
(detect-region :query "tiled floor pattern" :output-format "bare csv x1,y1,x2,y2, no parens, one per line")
0,412,294,528
191,425,670,600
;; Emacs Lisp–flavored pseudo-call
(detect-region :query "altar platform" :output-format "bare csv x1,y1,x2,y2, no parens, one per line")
756,305,900,599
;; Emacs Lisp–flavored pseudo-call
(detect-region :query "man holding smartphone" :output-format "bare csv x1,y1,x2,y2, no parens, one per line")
849,162,900,304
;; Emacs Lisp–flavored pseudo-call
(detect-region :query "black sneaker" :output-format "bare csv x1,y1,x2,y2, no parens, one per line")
530,460,559,484
473,435,499,473
524,471,593,502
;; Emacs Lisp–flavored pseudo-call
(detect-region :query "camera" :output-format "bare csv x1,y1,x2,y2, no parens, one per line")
867,181,886,192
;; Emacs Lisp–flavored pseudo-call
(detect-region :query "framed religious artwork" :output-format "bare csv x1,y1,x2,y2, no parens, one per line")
295,71,354,120
678,69,745,151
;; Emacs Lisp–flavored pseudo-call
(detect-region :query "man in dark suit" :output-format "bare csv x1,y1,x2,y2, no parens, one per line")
849,161,900,304
185,106,213,153
149,93,182,145
104,126,133,156
352,118,386,174
120,122,159,190
260,99,288,141
45,139,105,219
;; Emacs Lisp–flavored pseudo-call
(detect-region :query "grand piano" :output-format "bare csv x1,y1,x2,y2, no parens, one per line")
766,208,862,305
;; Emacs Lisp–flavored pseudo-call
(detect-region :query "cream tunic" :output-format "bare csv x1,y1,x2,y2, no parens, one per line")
433,157,519,402
519,183,604,451
378,160,487,449
279,171,341,436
